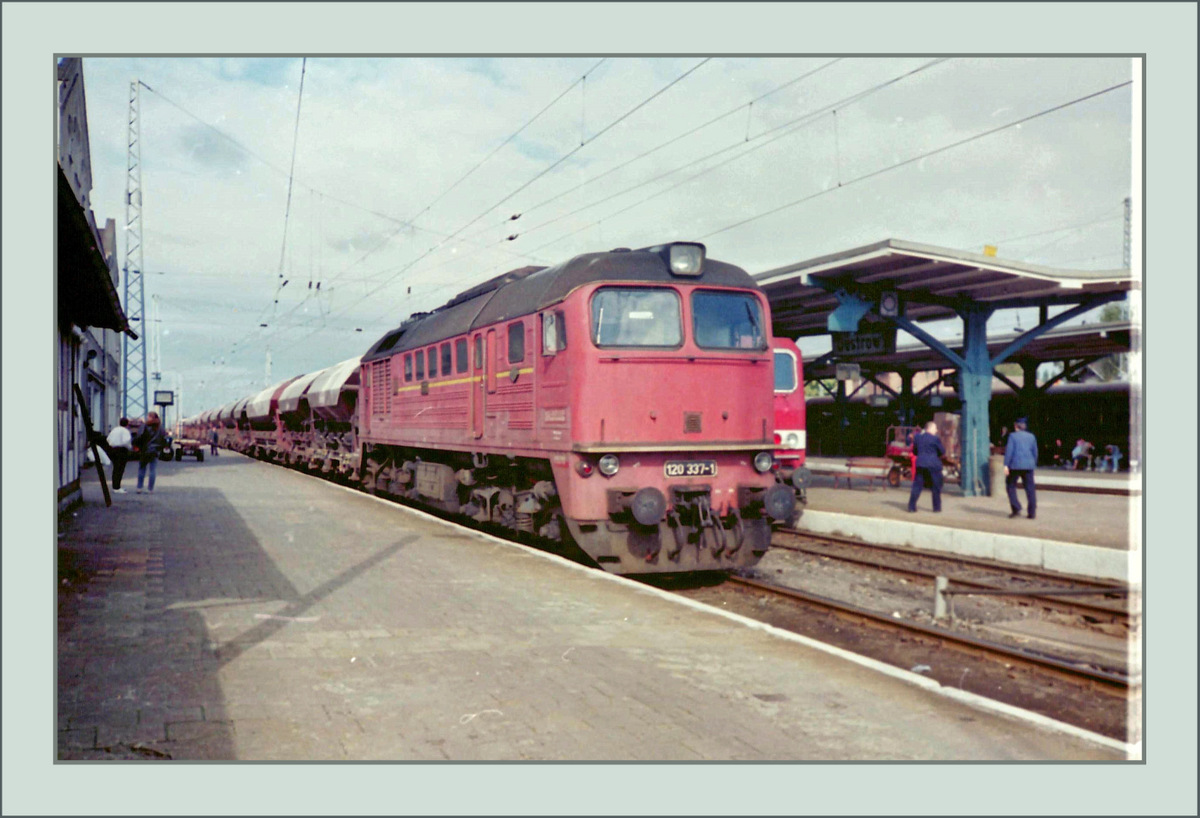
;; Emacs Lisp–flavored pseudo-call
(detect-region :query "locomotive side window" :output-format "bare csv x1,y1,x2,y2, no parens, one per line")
591,287,681,348
508,321,525,363
474,335,483,369
774,349,798,393
415,350,425,380
441,342,452,375
404,354,413,382
692,291,767,350
455,338,468,373
542,310,567,354
427,347,438,378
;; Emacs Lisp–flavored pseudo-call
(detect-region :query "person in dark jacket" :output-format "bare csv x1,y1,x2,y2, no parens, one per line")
210,428,219,456
133,411,169,494
907,421,946,513
1004,417,1038,519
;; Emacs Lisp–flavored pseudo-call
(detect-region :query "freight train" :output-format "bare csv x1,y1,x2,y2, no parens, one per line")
184,243,802,575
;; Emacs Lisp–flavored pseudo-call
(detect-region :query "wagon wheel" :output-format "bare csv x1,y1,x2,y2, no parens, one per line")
887,466,902,487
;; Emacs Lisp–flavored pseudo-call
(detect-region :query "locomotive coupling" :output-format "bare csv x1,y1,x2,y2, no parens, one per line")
629,487,667,526
763,484,797,522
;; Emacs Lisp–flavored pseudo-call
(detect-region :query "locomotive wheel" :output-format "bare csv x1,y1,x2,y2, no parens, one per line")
887,466,901,487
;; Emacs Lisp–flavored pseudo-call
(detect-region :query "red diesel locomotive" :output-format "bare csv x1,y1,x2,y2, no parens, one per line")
187,242,796,575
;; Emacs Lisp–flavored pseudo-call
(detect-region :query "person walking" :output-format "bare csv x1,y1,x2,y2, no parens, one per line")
907,421,946,513
133,412,169,494
106,418,133,492
1004,417,1039,519
210,428,219,456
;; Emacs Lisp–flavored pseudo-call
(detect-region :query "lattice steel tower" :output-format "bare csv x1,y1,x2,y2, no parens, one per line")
122,80,149,418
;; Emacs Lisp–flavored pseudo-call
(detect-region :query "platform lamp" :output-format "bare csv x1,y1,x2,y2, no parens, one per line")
879,290,900,318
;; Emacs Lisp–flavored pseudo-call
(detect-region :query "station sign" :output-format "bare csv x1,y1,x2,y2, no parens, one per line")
154,390,174,406
831,327,897,357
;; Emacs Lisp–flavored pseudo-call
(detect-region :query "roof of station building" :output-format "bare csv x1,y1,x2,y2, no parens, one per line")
803,320,1136,379
755,239,1137,338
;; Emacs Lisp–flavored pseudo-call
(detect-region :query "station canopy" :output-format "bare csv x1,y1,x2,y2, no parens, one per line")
803,320,1135,379
756,239,1137,339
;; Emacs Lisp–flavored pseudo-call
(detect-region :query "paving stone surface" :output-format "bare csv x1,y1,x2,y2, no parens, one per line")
56,455,1123,761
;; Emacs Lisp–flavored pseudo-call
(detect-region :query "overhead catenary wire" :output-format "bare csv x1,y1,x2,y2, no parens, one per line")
224,62,613,354
699,80,1134,241
250,58,718,350
510,59,948,259
304,59,608,296
451,59,844,248
337,59,879,325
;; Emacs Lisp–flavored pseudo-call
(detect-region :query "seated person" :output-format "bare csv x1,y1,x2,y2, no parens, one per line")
1071,439,1088,470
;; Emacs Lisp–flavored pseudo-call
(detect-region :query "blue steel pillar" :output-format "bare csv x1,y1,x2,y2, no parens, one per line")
898,369,915,426
959,306,994,496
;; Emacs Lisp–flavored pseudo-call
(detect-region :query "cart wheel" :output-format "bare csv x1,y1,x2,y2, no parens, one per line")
887,467,902,487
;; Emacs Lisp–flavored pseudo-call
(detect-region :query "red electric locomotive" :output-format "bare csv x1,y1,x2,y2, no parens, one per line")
771,336,810,509
357,242,794,574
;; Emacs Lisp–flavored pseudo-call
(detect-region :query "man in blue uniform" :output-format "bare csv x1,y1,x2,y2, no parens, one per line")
907,421,946,513
1004,417,1038,519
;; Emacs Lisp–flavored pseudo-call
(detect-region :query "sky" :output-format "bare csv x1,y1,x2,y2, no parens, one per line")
74,55,1134,420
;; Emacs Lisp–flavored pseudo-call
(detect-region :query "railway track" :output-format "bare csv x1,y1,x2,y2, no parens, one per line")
725,574,1132,693
775,528,1134,625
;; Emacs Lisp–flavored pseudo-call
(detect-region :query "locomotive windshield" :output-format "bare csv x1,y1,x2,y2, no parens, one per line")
591,287,682,347
774,349,798,392
692,291,767,350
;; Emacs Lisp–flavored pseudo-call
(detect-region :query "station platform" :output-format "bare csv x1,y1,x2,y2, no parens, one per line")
798,457,1140,583
55,455,1130,763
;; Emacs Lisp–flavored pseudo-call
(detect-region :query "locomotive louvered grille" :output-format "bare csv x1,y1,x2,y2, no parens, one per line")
684,412,702,433
372,361,391,415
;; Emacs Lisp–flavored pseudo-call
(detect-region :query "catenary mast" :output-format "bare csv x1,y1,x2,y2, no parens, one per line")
122,80,149,419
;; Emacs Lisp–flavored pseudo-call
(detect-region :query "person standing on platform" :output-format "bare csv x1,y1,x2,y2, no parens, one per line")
210,428,219,456
907,421,946,513
1004,417,1038,519
106,418,133,492
133,412,169,494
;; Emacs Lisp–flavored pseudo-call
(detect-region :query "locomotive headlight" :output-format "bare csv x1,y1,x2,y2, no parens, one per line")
753,451,774,473
576,460,595,477
668,243,705,276
785,432,801,448
598,454,620,477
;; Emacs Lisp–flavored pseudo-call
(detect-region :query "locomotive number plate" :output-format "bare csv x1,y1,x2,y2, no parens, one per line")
664,460,717,478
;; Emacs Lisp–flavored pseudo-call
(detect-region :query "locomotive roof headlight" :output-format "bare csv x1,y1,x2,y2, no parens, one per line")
753,451,775,473
667,243,705,276
598,454,620,477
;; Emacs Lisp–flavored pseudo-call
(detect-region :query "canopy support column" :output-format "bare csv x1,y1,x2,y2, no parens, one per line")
959,306,994,497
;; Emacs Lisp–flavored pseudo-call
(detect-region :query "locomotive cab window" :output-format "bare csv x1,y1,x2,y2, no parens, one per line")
427,348,438,378
591,287,681,348
507,322,525,363
441,342,452,376
774,348,798,393
415,350,425,380
404,354,413,382
542,310,567,355
692,290,767,350
455,338,468,373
